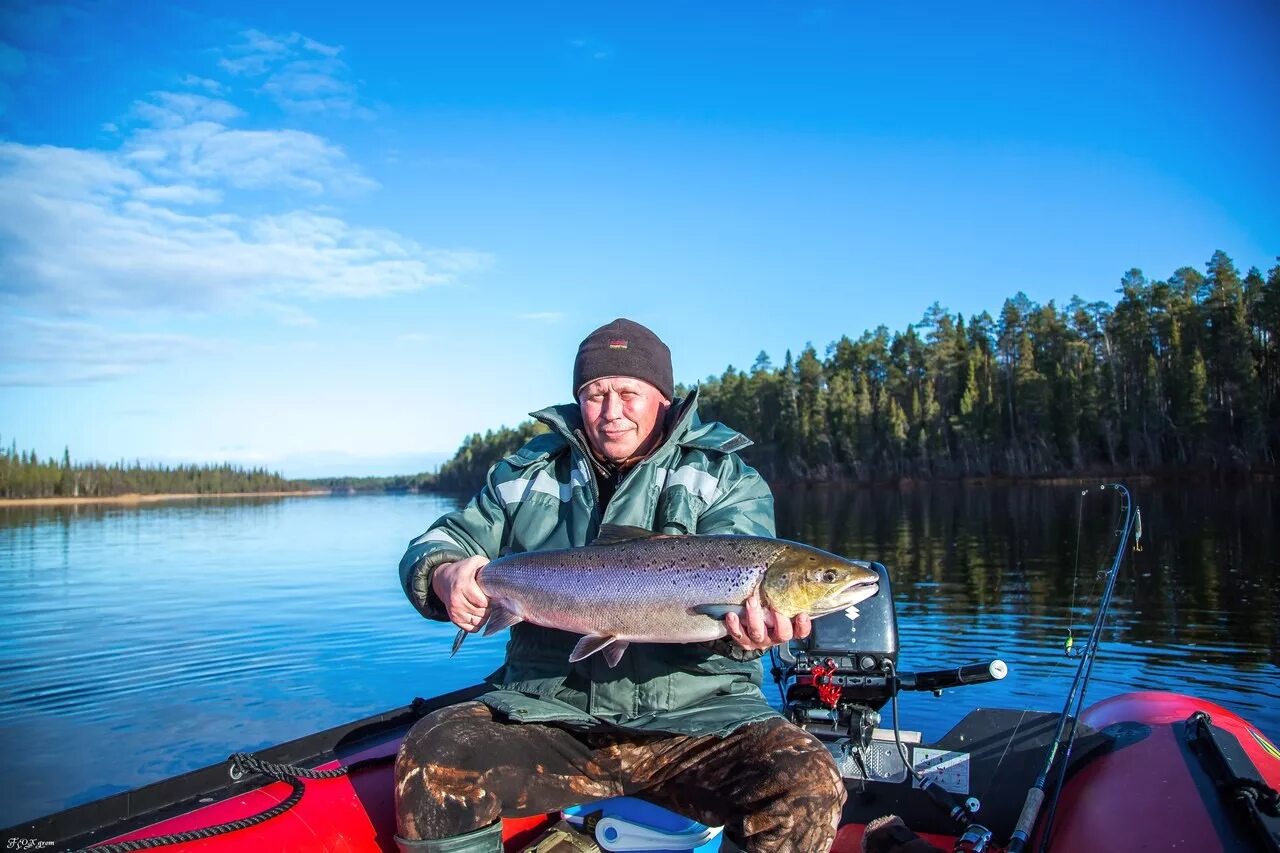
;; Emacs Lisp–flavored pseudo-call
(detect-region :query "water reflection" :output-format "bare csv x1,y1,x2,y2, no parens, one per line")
773,484,1279,746
0,486,1275,829
776,484,1278,666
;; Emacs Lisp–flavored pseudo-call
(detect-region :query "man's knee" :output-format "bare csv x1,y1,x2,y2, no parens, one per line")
395,703,501,840
756,720,847,821
397,702,493,779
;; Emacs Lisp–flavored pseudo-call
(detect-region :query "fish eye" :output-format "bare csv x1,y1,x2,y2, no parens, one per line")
821,569,839,583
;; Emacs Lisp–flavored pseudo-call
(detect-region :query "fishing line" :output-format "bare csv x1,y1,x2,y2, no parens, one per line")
1007,483,1140,853
1065,489,1087,657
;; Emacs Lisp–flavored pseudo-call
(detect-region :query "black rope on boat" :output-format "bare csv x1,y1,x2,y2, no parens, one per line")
76,752,394,852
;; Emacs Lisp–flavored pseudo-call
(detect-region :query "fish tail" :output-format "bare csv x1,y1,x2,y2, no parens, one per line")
451,628,467,656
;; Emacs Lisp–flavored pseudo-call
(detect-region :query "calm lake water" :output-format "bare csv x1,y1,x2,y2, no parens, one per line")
1,485,1277,828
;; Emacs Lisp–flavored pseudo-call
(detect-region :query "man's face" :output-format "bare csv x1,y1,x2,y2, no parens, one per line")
578,376,671,463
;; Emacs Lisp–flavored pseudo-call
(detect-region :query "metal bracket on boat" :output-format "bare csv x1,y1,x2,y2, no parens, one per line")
1184,710,1280,851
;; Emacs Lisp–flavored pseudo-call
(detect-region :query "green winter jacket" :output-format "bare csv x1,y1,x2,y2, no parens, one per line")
399,389,781,737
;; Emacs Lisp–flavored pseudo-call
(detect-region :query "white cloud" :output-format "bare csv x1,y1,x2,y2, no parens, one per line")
178,74,227,95
134,184,223,205
124,119,377,194
0,318,213,386
568,37,613,61
113,83,377,196
131,91,244,128
0,144,490,313
0,30,488,386
218,29,369,118
217,29,296,77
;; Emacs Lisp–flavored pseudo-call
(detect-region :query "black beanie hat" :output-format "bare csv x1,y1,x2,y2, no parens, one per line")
573,318,674,400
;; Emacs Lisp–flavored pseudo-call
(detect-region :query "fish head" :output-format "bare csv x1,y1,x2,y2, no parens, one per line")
760,545,880,617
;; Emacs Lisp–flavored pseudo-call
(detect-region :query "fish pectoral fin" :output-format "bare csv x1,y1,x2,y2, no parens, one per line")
482,604,523,636
569,634,627,665
590,524,671,546
451,628,467,656
691,603,746,620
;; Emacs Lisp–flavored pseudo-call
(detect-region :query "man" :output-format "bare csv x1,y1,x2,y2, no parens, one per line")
395,318,846,853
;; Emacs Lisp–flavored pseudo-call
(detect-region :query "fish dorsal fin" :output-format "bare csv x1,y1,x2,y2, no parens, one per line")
590,524,664,547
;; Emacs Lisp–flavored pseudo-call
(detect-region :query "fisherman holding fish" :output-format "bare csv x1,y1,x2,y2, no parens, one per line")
396,318,866,853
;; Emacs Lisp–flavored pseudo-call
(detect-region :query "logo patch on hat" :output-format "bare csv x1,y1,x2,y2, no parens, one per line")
608,339,629,349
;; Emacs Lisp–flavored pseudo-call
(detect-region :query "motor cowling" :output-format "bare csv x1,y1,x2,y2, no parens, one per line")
786,561,899,715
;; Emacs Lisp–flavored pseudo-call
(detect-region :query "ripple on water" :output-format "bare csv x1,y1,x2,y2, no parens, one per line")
1,487,1278,829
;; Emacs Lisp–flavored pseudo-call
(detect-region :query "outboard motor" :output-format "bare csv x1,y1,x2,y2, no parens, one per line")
777,560,1010,843
804,560,898,695
784,562,898,742
781,562,1005,745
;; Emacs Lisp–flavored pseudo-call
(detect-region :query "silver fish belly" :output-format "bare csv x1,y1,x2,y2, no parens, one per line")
482,535,778,642
459,533,787,666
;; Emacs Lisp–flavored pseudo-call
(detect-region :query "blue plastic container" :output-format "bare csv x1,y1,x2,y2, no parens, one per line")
562,797,723,852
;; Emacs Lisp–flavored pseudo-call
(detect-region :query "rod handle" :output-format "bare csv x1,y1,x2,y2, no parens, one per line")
1007,786,1044,852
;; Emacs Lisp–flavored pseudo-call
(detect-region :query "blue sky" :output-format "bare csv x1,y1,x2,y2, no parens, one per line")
1,1,1277,477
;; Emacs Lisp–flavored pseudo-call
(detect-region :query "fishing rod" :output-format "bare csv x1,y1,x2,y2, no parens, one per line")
1006,483,1141,853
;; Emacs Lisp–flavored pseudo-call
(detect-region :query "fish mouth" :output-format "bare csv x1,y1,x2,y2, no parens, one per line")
810,577,879,617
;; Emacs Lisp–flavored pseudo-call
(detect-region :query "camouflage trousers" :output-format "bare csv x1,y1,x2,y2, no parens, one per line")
395,702,846,852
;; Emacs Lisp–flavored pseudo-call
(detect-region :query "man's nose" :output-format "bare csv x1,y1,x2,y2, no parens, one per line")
602,392,623,419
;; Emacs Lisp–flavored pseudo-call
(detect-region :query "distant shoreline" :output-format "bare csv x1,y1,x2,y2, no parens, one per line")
0,490,331,508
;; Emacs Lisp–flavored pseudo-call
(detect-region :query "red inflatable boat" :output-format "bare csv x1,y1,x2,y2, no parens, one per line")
6,560,1278,852
4,685,1277,852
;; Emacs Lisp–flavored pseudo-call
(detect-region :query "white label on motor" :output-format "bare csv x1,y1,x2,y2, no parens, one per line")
910,748,970,794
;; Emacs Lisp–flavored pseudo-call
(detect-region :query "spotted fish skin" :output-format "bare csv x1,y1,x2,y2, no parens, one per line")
453,526,880,666
482,534,788,643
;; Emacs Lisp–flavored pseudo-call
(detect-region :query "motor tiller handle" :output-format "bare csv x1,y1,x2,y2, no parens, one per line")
898,660,1008,693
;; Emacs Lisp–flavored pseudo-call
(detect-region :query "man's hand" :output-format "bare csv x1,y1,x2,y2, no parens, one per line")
431,555,490,633
723,595,812,652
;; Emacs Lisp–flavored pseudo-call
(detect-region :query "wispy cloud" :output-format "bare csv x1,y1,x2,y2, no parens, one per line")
0,142,489,313
219,29,370,118
178,74,227,95
569,38,613,61
0,29,492,386
0,318,213,386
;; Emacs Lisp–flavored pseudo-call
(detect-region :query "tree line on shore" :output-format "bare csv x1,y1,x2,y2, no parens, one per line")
433,250,1280,488
3,250,1275,499
0,442,306,499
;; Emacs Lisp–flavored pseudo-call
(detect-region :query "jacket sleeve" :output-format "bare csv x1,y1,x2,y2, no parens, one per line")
695,455,776,537
398,464,509,621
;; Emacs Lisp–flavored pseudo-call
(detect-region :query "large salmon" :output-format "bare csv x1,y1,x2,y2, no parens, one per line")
450,524,879,667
